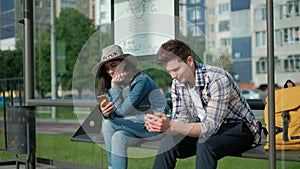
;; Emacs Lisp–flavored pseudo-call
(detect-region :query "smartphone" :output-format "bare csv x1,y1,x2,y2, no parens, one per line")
97,95,109,103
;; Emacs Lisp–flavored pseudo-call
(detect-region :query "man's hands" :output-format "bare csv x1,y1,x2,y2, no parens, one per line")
144,113,175,134
145,112,202,137
99,100,115,117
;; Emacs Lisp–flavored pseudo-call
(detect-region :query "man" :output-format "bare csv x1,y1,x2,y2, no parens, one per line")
144,39,257,169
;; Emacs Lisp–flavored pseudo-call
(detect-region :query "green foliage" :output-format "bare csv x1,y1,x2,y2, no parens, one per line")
56,8,97,91
1,132,300,169
33,8,98,97
144,68,172,89
219,54,233,74
72,27,113,98
35,30,51,97
0,49,23,79
137,59,172,90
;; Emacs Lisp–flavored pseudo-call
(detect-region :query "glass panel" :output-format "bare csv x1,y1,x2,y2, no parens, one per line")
1,1,300,168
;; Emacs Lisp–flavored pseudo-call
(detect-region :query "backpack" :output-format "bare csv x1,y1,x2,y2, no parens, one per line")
264,80,300,150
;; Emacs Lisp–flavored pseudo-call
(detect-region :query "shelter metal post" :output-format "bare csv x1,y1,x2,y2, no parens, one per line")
24,0,36,168
266,0,276,169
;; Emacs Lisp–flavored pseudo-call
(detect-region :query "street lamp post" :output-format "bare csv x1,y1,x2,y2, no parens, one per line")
51,0,57,119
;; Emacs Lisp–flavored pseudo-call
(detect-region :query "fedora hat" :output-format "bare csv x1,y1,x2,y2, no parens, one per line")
92,45,137,77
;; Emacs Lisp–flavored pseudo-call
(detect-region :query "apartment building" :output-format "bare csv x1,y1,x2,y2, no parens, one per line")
178,0,206,37
0,0,94,50
230,0,252,84
205,0,300,87
2,0,299,87
205,0,233,71
252,0,300,86
94,0,111,27
0,0,22,50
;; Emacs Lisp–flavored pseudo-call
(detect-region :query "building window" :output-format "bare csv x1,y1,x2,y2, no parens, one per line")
284,27,300,44
219,20,230,32
190,8,201,20
286,0,300,17
189,26,202,37
190,0,202,4
274,29,282,46
80,2,87,8
254,4,266,21
179,3,184,13
45,15,51,23
207,8,214,16
45,0,51,8
274,4,282,19
218,3,230,15
35,27,41,34
35,14,42,22
256,57,280,73
256,30,281,47
256,57,267,74
220,38,231,47
61,0,76,9
284,55,300,72
36,0,42,8
208,24,214,32
255,31,267,47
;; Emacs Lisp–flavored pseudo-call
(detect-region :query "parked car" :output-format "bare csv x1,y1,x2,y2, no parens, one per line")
241,89,267,100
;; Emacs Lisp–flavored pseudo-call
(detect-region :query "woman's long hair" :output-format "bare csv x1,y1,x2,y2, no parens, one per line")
97,59,141,95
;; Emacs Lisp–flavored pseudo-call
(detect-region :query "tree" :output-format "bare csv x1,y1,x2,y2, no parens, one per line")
35,30,51,98
0,47,23,96
0,49,23,79
56,8,97,97
72,27,113,98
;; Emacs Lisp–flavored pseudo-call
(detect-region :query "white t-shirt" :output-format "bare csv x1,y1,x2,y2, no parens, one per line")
186,83,206,121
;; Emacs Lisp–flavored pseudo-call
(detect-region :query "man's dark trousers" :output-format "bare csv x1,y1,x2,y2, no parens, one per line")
152,122,254,169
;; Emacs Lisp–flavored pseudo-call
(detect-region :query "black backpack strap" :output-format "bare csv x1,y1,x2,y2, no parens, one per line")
281,79,294,141
282,110,290,141
253,121,268,147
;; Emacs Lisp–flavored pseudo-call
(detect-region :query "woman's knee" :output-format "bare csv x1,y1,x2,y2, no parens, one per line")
111,131,130,145
102,120,114,132
110,131,133,154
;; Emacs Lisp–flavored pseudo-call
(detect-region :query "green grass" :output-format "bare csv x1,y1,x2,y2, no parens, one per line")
1,106,300,168
1,133,300,169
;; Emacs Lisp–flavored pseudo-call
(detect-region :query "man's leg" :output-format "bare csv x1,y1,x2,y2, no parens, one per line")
152,135,198,169
196,122,254,169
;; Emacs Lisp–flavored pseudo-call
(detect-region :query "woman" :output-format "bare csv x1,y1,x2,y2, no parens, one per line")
92,44,170,169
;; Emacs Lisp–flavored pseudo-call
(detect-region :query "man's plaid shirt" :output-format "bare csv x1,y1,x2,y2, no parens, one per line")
171,61,257,138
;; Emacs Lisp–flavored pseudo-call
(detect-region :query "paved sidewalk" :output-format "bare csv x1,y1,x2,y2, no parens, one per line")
0,118,81,135
35,119,80,135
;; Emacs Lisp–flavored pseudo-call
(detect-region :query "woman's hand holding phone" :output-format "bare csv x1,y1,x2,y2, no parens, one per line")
97,95,114,117
97,95,109,103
